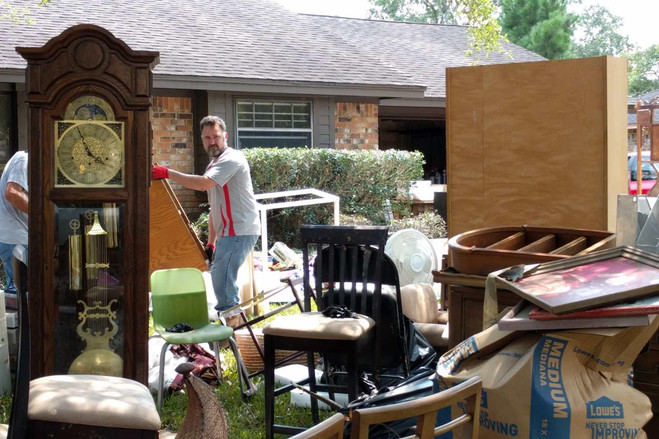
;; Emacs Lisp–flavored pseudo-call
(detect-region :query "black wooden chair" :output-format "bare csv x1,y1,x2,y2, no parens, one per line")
263,225,409,438
4,245,161,439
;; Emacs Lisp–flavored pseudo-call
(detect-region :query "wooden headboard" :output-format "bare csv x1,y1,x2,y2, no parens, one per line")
149,179,208,276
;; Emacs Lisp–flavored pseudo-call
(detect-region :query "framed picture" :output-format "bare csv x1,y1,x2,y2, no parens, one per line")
496,246,659,315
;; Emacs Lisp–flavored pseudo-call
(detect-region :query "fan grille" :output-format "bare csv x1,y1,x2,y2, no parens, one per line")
385,229,438,286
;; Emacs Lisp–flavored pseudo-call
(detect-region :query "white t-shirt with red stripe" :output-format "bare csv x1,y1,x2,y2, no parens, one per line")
204,148,260,237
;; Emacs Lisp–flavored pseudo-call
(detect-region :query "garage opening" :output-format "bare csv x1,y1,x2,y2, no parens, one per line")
378,105,446,181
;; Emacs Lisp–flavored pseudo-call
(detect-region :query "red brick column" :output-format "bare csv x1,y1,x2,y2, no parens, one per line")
334,102,379,150
151,96,205,219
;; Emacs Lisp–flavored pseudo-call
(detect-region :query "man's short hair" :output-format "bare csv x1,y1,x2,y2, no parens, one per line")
200,115,227,132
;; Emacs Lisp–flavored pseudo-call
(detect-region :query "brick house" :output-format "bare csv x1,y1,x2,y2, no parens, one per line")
0,0,542,219
627,89,659,152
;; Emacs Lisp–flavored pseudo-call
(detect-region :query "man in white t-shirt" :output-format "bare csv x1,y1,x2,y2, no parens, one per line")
153,116,260,326
0,151,29,294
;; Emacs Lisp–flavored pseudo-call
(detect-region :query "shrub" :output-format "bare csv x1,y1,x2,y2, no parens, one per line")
341,211,447,240
197,148,424,248
191,204,209,244
389,211,447,239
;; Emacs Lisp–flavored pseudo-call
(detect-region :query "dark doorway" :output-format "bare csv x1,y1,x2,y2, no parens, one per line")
378,106,446,180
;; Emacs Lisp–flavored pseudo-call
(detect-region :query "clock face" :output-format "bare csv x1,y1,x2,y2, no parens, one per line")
55,120,125,187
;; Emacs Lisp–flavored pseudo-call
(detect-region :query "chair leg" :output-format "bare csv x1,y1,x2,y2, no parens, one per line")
307,351,320,424
228,337,257,399
264,335,275,439
347,347,358,404
157,341,171,412
212,340,222,382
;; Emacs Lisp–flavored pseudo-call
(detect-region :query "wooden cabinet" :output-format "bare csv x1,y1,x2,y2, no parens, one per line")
447,285,520,348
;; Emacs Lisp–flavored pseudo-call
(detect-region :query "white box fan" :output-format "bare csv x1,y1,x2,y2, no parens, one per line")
385,229,438,286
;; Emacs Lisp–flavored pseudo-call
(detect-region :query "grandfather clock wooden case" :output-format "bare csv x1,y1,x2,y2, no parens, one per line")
17,25,159,382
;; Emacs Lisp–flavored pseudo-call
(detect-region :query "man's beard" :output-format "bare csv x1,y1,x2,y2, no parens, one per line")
208,145,225,158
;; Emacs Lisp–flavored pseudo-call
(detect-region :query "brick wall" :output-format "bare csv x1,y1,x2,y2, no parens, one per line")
334,102,379,150
151,96,206,219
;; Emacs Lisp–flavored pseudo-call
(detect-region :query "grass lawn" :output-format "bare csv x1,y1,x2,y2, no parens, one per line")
0,343,333,438
161,344,334,438
161,298,333,437
0,304,333,438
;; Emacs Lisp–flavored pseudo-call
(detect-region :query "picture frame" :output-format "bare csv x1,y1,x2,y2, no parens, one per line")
497,301,652,331
496,246,659,315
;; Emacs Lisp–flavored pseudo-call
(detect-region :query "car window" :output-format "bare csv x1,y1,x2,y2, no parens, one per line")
628,154,658,179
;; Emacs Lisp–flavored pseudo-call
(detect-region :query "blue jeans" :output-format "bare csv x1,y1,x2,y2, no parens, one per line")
0,242,17,293
211,234,259,315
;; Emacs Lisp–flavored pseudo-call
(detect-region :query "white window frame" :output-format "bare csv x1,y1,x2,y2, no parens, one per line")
235,98,313,149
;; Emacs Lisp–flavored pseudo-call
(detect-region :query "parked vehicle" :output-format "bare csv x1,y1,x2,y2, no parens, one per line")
628,152,658,195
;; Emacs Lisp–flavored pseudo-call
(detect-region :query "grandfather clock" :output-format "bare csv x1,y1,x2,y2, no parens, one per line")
17,25,159,382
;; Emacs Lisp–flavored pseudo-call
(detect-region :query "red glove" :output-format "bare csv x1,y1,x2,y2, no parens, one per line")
152,165,169,180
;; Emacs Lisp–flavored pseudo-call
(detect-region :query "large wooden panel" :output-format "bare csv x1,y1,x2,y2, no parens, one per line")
149,179,207,275
447,66,486,231
447,56,628,237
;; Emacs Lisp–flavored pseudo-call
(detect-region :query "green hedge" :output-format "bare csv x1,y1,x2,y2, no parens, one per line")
243,148,424,247
247,148,422,213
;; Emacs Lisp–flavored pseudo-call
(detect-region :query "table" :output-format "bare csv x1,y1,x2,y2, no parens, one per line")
254,188,340,272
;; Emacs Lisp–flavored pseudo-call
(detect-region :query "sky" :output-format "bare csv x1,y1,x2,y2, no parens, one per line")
273,0,658,50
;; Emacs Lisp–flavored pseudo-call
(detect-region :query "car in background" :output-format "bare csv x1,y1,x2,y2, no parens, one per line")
628,152,658,195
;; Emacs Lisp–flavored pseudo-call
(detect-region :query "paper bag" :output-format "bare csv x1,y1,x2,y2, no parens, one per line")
436,317,659,438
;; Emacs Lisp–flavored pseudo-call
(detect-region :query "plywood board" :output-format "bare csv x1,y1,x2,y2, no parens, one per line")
447,56,628,237
446,65,486,231
149,179,208,275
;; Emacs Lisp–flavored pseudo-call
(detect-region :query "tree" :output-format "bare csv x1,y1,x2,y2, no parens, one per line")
571,5,634,58
625,45,659,96
1,0,49,24
368,0,509,59
499,0,576,59
369,0,460,24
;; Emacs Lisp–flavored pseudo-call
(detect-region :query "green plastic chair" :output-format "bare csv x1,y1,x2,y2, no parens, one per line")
150,267,234,411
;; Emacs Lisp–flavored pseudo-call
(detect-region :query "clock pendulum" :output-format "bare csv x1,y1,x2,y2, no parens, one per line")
68,211,122,376
103,203,119,248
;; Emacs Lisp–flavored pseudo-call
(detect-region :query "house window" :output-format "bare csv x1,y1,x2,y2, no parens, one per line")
0,92,15,170
236,99,312,148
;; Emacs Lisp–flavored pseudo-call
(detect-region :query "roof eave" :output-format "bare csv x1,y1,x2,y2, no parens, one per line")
2,69,429,99
0,69,25,83
380,97,446,108
153,74,427,98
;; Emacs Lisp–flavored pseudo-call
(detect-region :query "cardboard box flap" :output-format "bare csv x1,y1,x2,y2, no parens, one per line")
551,315,659,374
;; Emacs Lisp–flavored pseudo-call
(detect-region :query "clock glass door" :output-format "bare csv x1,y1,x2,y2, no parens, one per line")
53,202,125,376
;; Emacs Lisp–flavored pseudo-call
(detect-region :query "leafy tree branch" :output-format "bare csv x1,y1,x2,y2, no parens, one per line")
369,0,510,60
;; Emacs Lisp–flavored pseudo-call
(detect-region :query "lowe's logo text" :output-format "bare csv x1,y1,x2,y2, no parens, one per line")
587,397,624,419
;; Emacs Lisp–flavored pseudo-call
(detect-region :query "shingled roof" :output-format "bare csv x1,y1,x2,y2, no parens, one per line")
304,14,543,98
0,0,543,99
